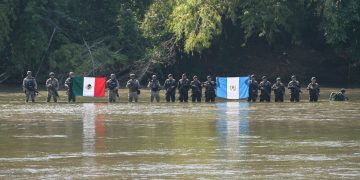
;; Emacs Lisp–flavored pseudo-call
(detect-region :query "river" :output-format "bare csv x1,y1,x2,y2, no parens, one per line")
0,88,359,179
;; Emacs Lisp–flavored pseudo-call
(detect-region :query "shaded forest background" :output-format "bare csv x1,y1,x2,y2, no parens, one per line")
0,0,359,86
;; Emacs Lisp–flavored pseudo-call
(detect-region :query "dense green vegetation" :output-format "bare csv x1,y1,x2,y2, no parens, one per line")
0,0,359,84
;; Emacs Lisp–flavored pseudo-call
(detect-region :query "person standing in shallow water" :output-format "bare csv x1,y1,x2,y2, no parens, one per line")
248,74,259,102
147,75,161,102
259,76,272,102
22,71,38,103
288,75,301,102
190,75,202,102
126,73,140,102
65,72,76,103
46,72,59,102
106,74,119,103
203,75,216,102
164,74,177,102
307,77,320,102
272,77,285,102
178,73,190,102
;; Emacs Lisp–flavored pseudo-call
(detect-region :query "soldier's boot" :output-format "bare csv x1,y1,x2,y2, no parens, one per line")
54,97,57,103
150,95,154,102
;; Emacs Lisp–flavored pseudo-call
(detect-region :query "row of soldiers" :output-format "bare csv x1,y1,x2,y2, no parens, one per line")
108,73,216,103
22,71,216,103
248,74,348,102
22,71,348,103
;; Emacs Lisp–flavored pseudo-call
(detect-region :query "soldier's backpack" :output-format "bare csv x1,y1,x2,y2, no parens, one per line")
329,92,343,101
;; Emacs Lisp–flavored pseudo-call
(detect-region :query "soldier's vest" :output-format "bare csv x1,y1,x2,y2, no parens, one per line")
205,81,215,92
25,78,35,91
108,80,117,90
150,80,160,91
179,79,189,92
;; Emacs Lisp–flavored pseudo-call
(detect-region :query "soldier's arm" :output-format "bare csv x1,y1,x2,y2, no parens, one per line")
147,81,151,88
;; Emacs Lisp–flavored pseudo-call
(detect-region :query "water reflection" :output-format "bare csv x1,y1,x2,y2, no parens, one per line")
82,103,106,154
216,102,249,161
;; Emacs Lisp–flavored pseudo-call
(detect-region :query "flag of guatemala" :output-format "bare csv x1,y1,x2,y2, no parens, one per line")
216,77,250,99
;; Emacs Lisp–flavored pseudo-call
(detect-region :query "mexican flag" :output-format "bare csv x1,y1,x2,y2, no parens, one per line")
73,77,106,97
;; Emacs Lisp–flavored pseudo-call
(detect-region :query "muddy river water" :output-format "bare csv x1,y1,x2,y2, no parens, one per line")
0,88,359,179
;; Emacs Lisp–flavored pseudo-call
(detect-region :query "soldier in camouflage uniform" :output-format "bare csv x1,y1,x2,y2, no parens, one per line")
247,74,258,102
177,73,190,102
65,72,76,102
307,77,320,102
46,72,59,102
203,75,216,102
22,71,38,103
287,75,301,102
106,74,119,103
190,75,202,102
271,77,285,102
259,76,272,102
163,74,177,102
147,75,161,102
126,73,140,102
329,88,349,101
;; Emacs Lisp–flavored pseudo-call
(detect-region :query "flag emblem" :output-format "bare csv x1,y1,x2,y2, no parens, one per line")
216,77,249,99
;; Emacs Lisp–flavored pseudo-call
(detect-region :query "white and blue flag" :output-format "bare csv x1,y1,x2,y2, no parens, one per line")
216,77,250,99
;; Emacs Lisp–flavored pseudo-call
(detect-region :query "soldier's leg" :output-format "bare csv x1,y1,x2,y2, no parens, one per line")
155,91,160,102
290,94,294,102
197,93,201,102
150,91,154,102
54,96,57,102
266,94,270,102
134,93,138,102
25,91,30,102
191,93,196,102
184,92,188,102
295,93,300,102
30,91,35,102
47,91,51,102
205,92,210,102
165,93,170,102
314,95,318,102
179,92,183,102
128,93,133,102
170,91,175,102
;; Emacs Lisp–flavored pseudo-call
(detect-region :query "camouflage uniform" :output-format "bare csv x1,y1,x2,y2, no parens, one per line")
106,75,119,103
287,76,301,102
329,89,348,101
190,76,202,102
307,77,320,102
46,73,59,102
178,74,190,102
203,76,216,102
65,73,76,102
259,76,272,102
164,74,177,102
126,74,140,102
248,75,258,102
147,75,161,102
22,72,38,103
272,78,285,102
